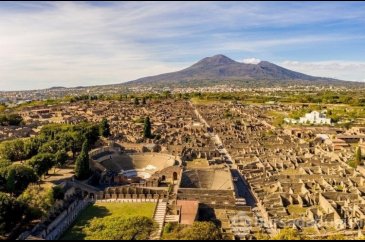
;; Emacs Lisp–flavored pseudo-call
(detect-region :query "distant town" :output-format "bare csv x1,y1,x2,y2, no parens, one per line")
0,84,356,106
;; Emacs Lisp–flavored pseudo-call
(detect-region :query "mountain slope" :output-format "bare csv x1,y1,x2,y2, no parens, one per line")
127,54,339,86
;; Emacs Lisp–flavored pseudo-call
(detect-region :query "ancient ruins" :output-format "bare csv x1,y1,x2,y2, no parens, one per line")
7,98,365,240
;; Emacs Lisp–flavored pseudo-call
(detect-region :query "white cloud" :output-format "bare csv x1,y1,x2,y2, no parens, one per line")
280,61,365,82
0,2,365,90
0,2,194,90
243,58,261,64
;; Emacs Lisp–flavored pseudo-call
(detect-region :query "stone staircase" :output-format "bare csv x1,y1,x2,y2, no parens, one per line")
165,215,179,223
150,200,167,240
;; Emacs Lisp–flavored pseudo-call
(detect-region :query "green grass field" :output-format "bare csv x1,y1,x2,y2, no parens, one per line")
190,97,223,105
61,202,156,240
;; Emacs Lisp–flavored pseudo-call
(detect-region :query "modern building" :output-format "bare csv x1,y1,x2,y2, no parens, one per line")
285,111,331,125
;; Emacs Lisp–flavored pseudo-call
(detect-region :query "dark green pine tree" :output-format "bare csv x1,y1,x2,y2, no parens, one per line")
74,140,90,180
356,146,362,166
142,97,147,105
6,169,16,194
134,98,140,106
99,118,111,138
143,117,152,139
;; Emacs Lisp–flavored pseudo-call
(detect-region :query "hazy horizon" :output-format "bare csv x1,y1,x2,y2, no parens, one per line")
1,1,365,91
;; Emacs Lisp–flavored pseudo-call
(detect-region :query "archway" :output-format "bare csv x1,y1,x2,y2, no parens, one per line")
173,172,178,182
83,191,89,198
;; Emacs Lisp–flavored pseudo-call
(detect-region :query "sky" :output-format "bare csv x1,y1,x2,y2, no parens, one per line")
1,1,365,91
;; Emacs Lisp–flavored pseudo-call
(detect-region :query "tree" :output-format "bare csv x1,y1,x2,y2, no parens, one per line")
55,150,68,168
0,114,23,126
0,164,38,194
0,192,27,235
17,185,55,218
78,123,100,145
254,232,271,240
326,234,346,240
164,222,174,234
0,160,10,191
23,138,41,159
0,159,11,169
272,228,302,240
180,222,222,240
27,153,56,177
163,222,222,240
0,139,27,161
52,186,65,201
57,132,74,151
142,97,147,105
69,131,85,158
143,117,152,139
356,146,362,166
83,216,156,240
0,115,6,126
5,168,15,195
74,140,90,180
99,118,111,138
134,98,140,106
162,91,171,99
39,140,60,154
39,122,100,152
7,114,23,126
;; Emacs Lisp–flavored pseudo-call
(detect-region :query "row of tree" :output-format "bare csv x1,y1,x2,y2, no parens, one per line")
0,119,111,237
0,192,29,235
0,114,23,126
0,185,65,236
0,161,38,195
82,216,156,240
134,97,147,106
0,119,111,194
0,119,110,162
163,221,222,240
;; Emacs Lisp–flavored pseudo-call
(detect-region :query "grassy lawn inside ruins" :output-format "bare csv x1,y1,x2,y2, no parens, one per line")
186,159,210,169
190,97,223,105
280,168,305,176
61,202,156,240
287,205,307,219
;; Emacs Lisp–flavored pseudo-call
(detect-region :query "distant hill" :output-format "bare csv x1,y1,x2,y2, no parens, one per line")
49,86,66,90
125,54,359,88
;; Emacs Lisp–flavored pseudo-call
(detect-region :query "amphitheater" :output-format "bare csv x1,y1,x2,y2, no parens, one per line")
90,147,178,179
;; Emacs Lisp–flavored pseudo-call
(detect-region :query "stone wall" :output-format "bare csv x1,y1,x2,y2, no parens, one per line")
45,199,91,240
318,193,346,229
97,186,168,201
19,199,91,240
177,188,236,209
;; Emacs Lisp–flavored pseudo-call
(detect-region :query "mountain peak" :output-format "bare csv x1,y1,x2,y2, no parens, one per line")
129,54,344,86
195,54,238,66
257,60,274,66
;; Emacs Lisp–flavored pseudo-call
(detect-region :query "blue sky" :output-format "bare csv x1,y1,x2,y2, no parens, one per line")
0,1,365,91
